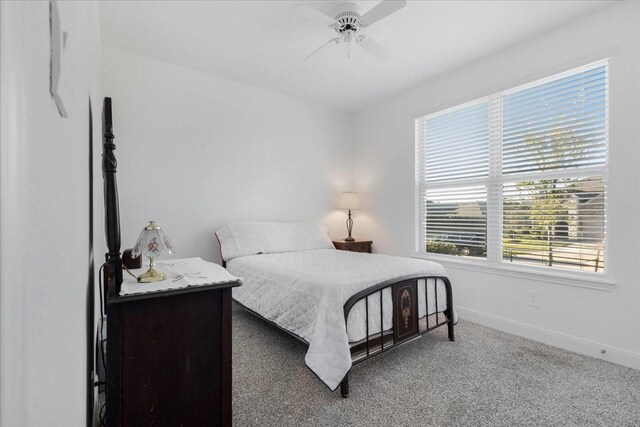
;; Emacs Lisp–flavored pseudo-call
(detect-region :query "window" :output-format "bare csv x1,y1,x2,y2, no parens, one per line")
416,62,608,275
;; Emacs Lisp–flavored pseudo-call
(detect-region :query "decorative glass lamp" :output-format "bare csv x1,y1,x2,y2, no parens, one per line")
131,220,175,283
336,192,361,241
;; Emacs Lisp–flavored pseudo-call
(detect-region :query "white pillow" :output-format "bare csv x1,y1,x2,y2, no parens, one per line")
215,221,335,261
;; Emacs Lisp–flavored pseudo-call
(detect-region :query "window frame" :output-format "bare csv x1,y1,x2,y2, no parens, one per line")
414,60,612,289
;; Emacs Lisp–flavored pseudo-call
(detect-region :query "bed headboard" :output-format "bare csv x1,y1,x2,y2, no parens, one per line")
102,97,123,296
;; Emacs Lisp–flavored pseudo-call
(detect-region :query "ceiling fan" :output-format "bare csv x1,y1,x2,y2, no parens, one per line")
296,0,407,60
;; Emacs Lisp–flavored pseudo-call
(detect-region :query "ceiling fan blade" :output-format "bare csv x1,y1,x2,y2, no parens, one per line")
358,36,389,60
294,4,337,26
305,37,340,60
361,0,407,27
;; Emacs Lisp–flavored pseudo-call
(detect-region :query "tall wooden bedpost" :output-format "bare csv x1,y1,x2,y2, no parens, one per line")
103,97,123,296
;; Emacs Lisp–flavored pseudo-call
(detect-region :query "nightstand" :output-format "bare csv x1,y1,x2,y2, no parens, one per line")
333,240,372,253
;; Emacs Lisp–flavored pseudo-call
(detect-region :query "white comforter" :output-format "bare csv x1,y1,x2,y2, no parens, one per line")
228,249,453,391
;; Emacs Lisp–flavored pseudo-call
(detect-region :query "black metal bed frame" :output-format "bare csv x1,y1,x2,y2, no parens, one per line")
343,275,454,396
229,267,455,398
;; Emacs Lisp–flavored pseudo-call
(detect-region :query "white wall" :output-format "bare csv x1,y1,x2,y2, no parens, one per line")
354,2,640,368
101,47,354,263
0,1,101,426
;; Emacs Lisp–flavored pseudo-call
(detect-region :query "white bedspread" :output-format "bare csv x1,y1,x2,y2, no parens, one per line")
227,249,453,391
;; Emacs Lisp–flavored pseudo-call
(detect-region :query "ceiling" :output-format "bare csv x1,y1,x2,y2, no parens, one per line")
99,1,612,112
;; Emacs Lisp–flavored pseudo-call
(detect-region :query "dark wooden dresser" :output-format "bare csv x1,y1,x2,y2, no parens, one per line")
333,240,372,253
106,279,241,426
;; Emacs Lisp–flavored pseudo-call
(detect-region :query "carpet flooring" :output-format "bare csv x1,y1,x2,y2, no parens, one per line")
232,307,640,426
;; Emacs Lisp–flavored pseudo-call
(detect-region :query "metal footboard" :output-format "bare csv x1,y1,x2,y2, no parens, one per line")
340,275,455,397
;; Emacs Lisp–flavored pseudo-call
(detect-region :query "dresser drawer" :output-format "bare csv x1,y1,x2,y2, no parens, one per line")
333,240,372,253
349,242,371,252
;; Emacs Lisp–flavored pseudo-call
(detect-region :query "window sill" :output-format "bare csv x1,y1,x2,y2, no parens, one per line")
412,252,614,291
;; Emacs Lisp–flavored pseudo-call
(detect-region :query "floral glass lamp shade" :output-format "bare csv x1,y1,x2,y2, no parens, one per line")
131,220,175,283
336,192,361,241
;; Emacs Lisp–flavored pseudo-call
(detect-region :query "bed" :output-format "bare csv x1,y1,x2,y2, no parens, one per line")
216,222,456,397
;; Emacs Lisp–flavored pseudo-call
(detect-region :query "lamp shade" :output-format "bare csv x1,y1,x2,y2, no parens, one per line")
131,220,175,259
336,192,361,210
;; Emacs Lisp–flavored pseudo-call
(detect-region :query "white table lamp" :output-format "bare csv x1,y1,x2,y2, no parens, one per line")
131,220,175,283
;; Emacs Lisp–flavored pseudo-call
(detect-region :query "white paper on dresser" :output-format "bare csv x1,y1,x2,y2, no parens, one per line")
120,257,240,296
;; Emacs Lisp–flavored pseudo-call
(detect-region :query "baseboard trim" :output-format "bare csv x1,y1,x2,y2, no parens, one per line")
456,306,640,371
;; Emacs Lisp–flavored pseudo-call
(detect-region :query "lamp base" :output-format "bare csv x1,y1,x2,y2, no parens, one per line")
344,210,355,242
137,266,166,283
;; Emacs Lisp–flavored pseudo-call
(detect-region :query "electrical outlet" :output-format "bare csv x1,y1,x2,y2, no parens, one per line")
528,291,540,308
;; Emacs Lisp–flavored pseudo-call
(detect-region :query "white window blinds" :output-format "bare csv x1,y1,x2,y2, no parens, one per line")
416,61,608,274
424,102,489,183
502,65,607,175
